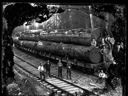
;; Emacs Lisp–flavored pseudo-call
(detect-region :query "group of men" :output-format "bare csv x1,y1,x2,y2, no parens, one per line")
38,58,72,81
38,60,51,81
38,35,124,94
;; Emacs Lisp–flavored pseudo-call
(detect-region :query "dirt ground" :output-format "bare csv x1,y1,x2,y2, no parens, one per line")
13,48,123,96
4,66,51,96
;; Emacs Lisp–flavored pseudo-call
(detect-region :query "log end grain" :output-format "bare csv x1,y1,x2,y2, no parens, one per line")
89,47,102,63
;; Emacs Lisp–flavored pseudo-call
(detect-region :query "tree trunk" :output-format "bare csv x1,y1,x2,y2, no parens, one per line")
2,20,15,84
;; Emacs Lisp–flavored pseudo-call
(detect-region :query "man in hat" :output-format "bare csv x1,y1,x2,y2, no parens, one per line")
105,61,117,90
98,70,108,84
91,38,97,47
38,63,45,81
66,58,72,80
57,59,63,78
45,60,51,77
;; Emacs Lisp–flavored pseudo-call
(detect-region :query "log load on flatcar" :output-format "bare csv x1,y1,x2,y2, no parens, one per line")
13,39,102,64
19,34,92,46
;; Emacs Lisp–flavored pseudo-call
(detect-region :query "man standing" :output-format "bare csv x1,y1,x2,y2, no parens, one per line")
38,63,45,81
45,60,51,77
101,37,117,91
58,59,63,78
91,38,97,47
98,70,107,84
105,62,117,90
66,58,72,80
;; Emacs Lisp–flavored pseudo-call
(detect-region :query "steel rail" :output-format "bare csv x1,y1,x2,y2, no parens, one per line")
14,55,97,96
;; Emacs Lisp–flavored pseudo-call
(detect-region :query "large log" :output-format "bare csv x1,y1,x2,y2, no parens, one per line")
40,35,92,46
19,35,92,46
14,40,102,63
19,35,39,41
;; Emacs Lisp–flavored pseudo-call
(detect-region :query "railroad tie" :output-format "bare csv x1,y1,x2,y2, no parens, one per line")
37,79,41,82
43,82,49,86
46,92,50,96
61,93,67,96
49,86,54,90
53,88,58,92
57,90,62,95
46,85,53,89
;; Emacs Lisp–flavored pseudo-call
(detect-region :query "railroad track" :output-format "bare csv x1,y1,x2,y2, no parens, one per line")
14,55,97,96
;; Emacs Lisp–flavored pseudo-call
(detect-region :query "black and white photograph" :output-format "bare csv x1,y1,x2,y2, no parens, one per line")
2,2,126,96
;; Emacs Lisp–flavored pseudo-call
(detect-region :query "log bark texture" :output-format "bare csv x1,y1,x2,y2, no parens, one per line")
14,40,102,63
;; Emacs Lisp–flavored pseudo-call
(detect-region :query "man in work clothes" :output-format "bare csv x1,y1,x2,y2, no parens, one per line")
57,59,63,78
105,62,117,90
66,58,72,80
38,63,45,81
101,37,117,90
98,70,107,84
45,60,51,77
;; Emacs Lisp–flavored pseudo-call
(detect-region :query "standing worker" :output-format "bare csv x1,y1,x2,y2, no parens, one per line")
101,37,117,91
38,63,45,81
66,58,72,80
57,59,63,78
91,38,97,47
105,62,117,90
98,70,107,84
45,60,51,77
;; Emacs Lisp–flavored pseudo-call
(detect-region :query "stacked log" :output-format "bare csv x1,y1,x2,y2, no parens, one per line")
19,27,103,46
19,35,91,46
19,35,39,41
14,39,102,63
39,35,91,46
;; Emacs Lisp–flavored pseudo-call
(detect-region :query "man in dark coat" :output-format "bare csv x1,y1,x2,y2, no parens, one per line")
66,58,72,80
105,62,117,90
114,42,126,96
45,60,51,77
57,59,63,78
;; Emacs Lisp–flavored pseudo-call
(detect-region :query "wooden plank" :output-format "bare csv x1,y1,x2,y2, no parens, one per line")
65,87,79,91
62,86,79,91
56,84,71,88
53,83,69,86
47,79,64,84
46,77,81,93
